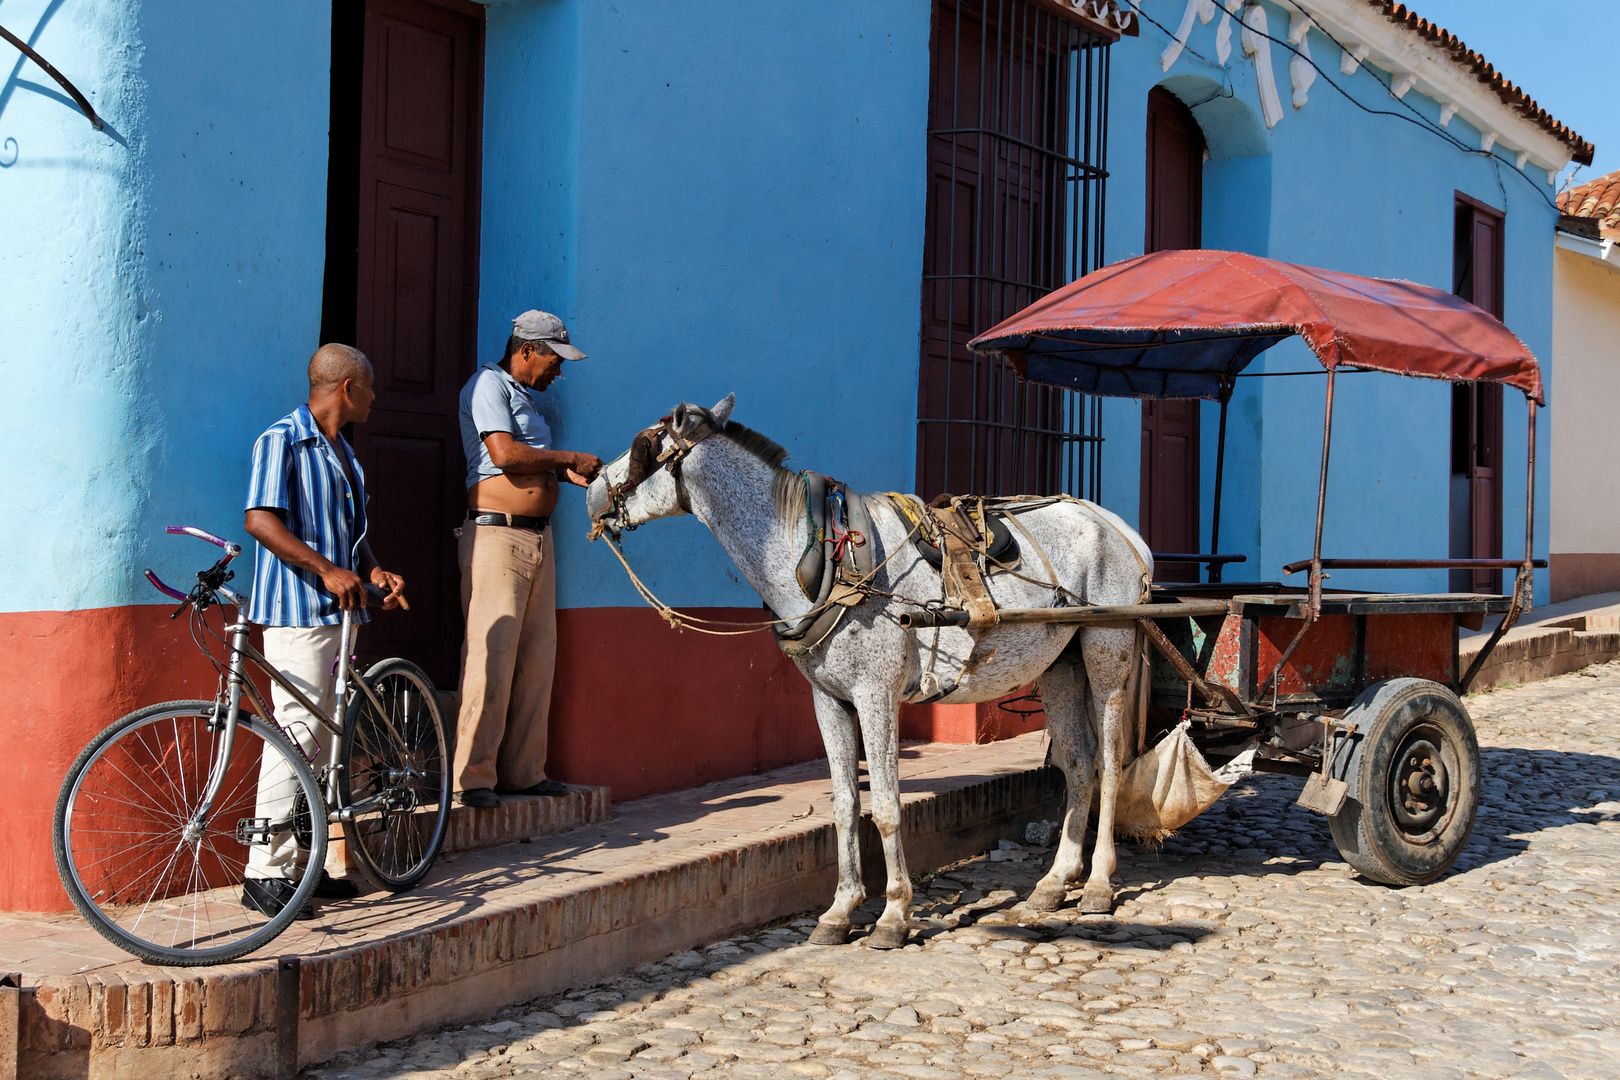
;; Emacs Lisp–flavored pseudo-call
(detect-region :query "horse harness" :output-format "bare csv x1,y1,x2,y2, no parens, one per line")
590,411,720,537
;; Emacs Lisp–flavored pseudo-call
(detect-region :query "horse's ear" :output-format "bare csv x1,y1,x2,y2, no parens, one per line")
710,393,736,427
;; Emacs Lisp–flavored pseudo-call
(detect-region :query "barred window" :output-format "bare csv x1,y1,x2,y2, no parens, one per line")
916,0,1113,500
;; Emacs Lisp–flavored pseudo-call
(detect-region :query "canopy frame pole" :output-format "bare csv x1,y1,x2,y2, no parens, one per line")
1255,366,1335,706
1309,367,1337,616
1208,377,1231,584
1459,391,1539,693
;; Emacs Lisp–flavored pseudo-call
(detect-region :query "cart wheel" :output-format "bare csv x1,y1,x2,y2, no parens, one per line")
1326,678,1480,886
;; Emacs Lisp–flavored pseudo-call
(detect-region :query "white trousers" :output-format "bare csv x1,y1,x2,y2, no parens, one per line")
247,625,352,879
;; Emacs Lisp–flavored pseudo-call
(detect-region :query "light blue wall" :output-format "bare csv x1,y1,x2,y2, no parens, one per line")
0,0,333,614
479,0,933,609
1104,2,1555,600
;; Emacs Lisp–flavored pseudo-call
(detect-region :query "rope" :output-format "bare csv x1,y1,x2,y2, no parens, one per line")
597,510,929,638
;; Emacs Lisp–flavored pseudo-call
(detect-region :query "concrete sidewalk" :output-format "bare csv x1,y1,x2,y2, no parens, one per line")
1460,591,1620,691
3,734,1062,1080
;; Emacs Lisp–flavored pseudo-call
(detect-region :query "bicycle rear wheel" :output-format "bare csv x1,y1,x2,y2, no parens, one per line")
53,700,326,966
338,659,450,891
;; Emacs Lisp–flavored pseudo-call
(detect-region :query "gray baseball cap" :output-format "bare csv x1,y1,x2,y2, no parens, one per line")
512,309,585,360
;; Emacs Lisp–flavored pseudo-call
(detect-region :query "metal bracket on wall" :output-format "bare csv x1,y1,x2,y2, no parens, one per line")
0,24,103,130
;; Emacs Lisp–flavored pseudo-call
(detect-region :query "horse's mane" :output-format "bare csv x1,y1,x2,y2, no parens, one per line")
718,420,805,524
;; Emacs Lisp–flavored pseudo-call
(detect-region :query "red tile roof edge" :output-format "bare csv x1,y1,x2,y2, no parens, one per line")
1370,2,1593,166
1558,170,1620,238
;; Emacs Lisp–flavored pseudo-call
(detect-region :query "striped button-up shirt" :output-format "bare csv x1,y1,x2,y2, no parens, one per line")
244,404,371,628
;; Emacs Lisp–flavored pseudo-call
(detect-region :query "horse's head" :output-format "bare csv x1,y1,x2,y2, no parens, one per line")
587,394,736,537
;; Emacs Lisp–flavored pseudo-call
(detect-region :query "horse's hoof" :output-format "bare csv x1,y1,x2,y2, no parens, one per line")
1079,884,1115,914
807,921,849,946
1026,883,1067,912
865,923,909,950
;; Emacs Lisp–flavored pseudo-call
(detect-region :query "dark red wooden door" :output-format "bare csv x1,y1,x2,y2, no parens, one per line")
1140,86,1204,581
350,0,484,684
1451,197,1504,595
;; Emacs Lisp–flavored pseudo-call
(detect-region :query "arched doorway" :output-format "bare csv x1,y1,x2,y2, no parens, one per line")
1140,85,1206,581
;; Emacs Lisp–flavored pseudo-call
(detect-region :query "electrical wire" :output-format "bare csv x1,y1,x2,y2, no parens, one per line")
1125,1,1566,213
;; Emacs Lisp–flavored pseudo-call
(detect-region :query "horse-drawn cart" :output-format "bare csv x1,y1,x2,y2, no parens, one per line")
949,248,1548,887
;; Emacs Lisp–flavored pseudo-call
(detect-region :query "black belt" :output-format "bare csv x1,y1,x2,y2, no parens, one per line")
468,511,550,530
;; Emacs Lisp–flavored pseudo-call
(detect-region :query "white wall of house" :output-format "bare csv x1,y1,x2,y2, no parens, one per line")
1551,238,1620,601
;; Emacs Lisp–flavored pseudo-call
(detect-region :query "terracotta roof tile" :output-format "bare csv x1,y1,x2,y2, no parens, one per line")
1559,170,1620,240
1371,2,1593,166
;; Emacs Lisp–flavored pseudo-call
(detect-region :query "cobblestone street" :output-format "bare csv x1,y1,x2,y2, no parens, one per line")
306,665,1620,1080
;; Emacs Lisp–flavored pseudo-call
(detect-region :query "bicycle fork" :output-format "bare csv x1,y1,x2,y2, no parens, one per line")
181,619,253,843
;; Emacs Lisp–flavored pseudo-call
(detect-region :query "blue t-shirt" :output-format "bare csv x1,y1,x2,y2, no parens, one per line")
459,364,553,489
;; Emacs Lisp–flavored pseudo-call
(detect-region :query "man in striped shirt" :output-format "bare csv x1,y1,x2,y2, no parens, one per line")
242,343,406,918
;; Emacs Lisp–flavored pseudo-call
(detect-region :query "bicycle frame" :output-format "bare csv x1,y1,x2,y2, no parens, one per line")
187,603,394,839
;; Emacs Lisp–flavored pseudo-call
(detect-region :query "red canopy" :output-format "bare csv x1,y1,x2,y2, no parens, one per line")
969,249,1544,403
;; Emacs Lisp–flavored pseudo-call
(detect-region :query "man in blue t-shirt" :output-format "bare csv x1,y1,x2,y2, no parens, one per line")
452,311,602,808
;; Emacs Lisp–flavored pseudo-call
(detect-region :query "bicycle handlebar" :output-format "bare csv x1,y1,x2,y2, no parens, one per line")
144,568,189,602
166,524,242,557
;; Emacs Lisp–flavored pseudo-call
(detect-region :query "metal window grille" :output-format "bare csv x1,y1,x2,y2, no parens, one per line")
917,0,1111,501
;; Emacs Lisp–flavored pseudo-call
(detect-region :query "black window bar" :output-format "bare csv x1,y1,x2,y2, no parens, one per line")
917,0,1111,502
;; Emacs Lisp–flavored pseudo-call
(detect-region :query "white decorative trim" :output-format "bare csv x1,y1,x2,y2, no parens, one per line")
1515,149,1530,171
1390,72,1417,100
1479,130,1498,154
1214,0,1241,66
1439,102,1458,127
1339,43,1369,75
1269,0,1573,174
1289,17,1316,109
1242,4,1284,129
1161,0,1217,72
1547,167,1559,187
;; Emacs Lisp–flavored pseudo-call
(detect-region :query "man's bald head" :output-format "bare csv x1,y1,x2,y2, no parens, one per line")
309,344,373,395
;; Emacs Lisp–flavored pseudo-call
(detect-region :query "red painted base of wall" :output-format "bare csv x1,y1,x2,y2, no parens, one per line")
0,606,253,911
547,608,822,803
1,603,1044,912
899,689,1047,745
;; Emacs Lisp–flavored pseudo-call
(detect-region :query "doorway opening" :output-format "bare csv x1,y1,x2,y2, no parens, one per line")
1139,85,1205,582
1450,193,1505,595
319,0,486,685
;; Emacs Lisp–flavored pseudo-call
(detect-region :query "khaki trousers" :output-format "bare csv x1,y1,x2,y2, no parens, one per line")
453,523,557,792
249,624,352,879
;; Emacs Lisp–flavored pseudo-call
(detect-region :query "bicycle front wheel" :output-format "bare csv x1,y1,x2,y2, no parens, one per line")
339,659,450,891
53,701,327,966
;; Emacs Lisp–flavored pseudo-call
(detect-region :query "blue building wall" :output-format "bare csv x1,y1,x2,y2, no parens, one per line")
1104,1,1554,600
478,0,933,610
0,0,333,615
1,0,1560,620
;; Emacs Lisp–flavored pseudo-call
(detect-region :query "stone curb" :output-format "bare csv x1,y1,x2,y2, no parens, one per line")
1461,618,1620,693
12,765,1063,1079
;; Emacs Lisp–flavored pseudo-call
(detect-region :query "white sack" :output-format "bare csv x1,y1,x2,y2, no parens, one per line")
1109,723,1257,843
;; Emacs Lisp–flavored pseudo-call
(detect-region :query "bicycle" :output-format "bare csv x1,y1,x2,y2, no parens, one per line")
52,525,452,966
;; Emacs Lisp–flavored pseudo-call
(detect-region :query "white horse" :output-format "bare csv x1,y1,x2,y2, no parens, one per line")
586,396,1152,948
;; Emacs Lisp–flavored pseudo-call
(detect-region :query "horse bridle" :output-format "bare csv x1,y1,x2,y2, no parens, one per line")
591,407,720,534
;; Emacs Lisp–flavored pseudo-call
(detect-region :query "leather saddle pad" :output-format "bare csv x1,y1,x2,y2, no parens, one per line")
910,499,1020,570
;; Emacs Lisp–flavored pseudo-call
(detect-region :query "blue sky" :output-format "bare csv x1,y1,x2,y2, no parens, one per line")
1337,0,1614,189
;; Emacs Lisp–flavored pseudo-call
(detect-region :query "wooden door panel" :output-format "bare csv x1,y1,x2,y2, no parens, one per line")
360,429,455,662
364,184,457,405
379,17,458,172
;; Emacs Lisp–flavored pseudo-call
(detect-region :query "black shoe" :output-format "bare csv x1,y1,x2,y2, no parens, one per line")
241,877,314,920
314,872,360,900
456,787,500,808
501,780,569,797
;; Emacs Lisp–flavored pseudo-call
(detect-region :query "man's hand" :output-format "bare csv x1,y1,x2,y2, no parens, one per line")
369,567,408,610
569,452,604,482
321,565,368,610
